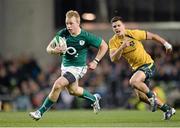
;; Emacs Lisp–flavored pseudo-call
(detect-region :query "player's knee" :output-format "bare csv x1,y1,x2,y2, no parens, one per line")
53,79,66,90
68,90,75,95
68,88,78,96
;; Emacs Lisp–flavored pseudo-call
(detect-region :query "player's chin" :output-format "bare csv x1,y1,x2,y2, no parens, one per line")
116,33,122,37
68,30,74,35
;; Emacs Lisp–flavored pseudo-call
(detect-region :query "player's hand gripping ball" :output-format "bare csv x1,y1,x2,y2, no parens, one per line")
54,36,67,54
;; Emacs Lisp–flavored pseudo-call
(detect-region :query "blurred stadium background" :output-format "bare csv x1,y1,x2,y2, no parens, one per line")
0,0,179,113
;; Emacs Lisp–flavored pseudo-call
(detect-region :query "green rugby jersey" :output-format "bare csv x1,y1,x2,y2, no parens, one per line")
55,28,102,67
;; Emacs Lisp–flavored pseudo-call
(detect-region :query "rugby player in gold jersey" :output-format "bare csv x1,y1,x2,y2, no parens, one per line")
109,16,175,120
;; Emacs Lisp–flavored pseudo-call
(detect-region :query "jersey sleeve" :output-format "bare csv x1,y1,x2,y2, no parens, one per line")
127,29,147,41
86,32,102,48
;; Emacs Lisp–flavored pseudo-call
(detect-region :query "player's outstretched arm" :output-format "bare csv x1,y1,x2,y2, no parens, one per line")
146,32,173,54
88,40,108,70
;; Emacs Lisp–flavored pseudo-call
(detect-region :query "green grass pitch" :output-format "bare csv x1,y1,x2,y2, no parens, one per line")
0,109,179,127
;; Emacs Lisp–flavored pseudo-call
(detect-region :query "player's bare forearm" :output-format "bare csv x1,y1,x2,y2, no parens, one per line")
147,32,167,45
47,41,54,53
147,32,173,53
46,40,61,55
47,44,56,54
88,40,108,70
94,40,108,62
110,46,123,62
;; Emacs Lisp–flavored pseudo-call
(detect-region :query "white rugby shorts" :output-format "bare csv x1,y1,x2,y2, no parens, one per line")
61,65,88,80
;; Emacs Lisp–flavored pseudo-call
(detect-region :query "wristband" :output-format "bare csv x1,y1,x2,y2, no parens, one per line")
93,58,100,64
164,42,172,49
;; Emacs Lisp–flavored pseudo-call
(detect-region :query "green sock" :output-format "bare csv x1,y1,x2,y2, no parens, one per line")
38,97,54,115
146,91,154,98
79,89,96,103
160,104,171,112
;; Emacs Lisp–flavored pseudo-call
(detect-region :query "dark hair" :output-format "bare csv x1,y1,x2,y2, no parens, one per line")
110,16,123,23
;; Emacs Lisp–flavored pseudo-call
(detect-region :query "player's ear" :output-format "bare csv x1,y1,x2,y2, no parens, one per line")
77,20,80,25
76,17,80,25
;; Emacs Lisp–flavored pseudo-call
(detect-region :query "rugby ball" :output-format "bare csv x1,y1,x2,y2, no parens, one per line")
54,36,67,53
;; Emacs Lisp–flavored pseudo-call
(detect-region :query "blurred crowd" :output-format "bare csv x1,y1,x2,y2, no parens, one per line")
0,43,180,111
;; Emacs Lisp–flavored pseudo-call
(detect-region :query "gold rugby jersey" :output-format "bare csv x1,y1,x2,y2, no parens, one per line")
109,29,154,70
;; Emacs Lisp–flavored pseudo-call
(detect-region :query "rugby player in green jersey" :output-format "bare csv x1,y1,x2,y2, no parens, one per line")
29,10,108,120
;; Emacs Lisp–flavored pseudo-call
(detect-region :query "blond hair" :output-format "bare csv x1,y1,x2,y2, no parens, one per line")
66,10,80,24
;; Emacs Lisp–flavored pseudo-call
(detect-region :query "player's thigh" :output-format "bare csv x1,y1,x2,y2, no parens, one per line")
130,70,146,84
54,76,69,88
133,63,155,85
